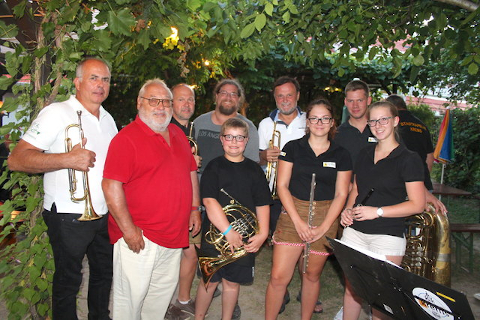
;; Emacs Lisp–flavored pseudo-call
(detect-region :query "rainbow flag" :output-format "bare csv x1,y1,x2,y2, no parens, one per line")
434,108,454,163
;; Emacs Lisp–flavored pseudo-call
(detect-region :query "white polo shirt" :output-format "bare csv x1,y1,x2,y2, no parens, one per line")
23,95,118,214
258,107,307,151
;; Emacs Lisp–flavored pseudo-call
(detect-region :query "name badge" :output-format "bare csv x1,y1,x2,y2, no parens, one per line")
323,162,336,168
368,137,377,143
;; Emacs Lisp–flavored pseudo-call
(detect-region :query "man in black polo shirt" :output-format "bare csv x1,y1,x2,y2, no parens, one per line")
166,83,202,320
386,95,447,214
334,80,377,166
386,94,434,190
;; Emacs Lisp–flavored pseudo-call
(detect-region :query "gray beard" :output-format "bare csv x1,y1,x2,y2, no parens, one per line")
278,106,297,116
139,112,172,132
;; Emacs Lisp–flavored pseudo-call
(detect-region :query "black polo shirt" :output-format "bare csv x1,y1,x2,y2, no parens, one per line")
351,144,424,237
398,109,434,190
334,121,376,166
171,117,197,152
280,135,352,201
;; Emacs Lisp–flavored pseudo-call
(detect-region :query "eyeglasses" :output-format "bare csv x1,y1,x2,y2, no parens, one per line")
367,117,392,127
218,91,239,98
222,134,246,142
308,116,333,124
141,97,173,108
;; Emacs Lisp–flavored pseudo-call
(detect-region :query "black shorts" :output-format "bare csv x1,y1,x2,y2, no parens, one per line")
210,263,254,284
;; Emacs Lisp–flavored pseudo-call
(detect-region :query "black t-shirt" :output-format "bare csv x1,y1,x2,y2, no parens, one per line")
170,117,197,150
398,110,434,190
200,156,272,267
351,144,424,237
334,121,376,166
280,135,352,201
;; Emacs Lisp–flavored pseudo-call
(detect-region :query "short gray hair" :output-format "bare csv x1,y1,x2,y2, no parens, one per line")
76,58,111,78
138,78,173,99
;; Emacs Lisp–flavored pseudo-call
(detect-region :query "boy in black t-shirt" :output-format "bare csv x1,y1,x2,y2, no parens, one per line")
195,118,271,320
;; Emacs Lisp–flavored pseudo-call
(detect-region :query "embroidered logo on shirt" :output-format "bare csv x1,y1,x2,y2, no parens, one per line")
27,123,41,136
368,137,377,143
280,151,286,156
323,162,336,168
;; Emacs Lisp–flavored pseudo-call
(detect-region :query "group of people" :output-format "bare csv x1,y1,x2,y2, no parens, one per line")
6,57,447,320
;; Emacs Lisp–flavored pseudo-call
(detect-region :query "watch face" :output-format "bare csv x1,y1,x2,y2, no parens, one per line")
377,207,384,217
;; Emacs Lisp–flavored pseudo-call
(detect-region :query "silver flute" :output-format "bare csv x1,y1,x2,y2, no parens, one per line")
303,173,316,274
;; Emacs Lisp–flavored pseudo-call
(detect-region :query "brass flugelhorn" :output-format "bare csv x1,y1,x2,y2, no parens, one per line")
265,122,281,199
198,188,259,288
65,110,102,221
303,173,316,273
187,121,199,156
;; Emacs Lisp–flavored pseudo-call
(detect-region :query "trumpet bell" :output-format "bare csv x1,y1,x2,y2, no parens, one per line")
77,193,102,221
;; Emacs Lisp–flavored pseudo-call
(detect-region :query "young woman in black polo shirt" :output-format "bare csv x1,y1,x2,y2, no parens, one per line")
340,101,426,320
265,99,352,320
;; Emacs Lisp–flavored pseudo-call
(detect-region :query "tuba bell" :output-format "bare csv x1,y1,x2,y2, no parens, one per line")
198,189,259,288
65,110,102,221
402,204,451,286
265,122,281,199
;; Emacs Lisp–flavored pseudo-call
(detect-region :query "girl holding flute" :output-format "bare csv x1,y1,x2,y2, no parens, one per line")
265,99,352,320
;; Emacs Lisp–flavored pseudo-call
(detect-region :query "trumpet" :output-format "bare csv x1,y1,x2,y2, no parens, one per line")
303,173,316,273
65,110,102,221
187,121,199,156
265,122,281,199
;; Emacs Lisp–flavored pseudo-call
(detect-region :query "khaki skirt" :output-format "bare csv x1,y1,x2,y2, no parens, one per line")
273,197,337,255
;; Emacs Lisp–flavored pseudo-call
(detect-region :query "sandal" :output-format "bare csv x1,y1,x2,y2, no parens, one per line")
279,290,290,314
296,291,323,314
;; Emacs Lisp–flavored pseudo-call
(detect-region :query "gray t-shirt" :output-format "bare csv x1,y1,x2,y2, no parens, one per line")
193,111,260,174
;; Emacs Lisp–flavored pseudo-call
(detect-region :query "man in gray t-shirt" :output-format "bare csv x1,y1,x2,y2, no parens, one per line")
194,79,259,175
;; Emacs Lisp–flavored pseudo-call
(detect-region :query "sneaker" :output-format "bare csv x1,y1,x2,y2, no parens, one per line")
173,299,195,316
232,303,241,320
474,293,480,301
165,304,190,320
333,306,343,320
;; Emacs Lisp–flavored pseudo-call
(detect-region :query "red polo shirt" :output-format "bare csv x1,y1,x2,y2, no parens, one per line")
104,116,197,248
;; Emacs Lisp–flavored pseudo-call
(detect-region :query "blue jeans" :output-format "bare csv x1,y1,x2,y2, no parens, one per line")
42,204,113,320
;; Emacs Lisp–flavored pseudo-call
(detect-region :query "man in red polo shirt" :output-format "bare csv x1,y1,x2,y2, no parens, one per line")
102,78,200,320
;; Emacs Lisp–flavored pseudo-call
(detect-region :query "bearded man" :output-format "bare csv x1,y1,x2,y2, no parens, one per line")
102,78,200,320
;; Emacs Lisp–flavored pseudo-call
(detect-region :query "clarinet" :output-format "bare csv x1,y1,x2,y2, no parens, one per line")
302,173,316,274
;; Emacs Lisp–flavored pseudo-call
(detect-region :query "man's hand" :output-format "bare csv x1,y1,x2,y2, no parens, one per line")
193,154,202,169
68,139,96,171
189,210,201,236
123,225,145,253
265,146,281,163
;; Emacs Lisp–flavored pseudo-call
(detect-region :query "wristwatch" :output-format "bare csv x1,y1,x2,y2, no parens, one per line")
376,207,384,217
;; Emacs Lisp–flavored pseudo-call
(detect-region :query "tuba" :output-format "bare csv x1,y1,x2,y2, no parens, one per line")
198,189,259,288
402,204,451,286
187,121,199,156
265,122,281,199
65,110,102,221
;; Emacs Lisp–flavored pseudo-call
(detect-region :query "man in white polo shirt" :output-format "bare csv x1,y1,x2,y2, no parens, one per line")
8,58,117,320
258,76,306,235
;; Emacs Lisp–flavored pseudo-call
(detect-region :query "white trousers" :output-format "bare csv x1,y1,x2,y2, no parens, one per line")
112,236,182,320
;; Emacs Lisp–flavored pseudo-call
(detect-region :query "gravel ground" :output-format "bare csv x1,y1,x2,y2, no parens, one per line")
1,244,479,319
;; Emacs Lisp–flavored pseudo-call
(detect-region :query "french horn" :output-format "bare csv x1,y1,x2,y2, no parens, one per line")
198,189,259,288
